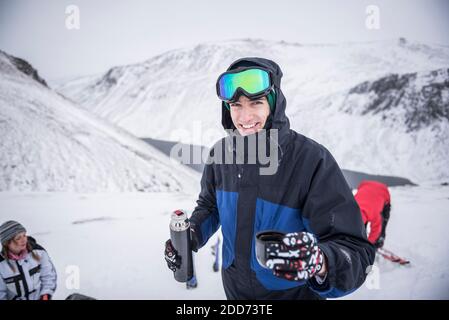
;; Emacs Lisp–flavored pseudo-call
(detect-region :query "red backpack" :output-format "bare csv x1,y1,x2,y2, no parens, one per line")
354,180,391,246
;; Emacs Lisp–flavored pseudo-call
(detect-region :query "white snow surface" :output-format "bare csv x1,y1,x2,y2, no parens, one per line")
0,51,199,193
0,184,447,300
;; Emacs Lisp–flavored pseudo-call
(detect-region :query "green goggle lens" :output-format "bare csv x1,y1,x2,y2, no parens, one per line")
217,68,271,101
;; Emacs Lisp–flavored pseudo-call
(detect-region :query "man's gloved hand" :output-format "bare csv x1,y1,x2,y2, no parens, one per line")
164,239,181,272
265,232,325,281
374,236,385,249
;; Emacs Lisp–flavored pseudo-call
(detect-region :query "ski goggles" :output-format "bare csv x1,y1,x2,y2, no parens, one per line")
216,67,273,102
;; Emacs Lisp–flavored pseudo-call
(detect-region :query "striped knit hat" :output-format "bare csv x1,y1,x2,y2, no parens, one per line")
0,221,27,245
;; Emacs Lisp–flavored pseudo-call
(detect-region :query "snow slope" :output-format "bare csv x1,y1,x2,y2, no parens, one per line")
0,184,447,299
288,68,449,184
57,38,449,184
0,50,199,192
344,184,449,299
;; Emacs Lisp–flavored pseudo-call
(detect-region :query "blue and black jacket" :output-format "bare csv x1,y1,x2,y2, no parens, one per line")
190,57,376,300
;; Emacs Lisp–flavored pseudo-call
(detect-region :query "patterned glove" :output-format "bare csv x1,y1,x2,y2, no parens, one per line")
265,232,325,281
164,239,181,272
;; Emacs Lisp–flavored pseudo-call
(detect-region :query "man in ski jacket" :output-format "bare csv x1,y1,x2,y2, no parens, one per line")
165,57,375,299
354,181,391,248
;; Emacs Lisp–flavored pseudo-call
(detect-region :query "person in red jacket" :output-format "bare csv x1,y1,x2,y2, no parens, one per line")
354,181,391,248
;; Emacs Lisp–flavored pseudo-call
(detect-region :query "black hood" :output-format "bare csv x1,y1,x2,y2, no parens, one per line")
221,57,291,145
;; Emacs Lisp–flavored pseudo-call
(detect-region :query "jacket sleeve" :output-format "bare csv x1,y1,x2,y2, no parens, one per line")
0,276,6,300
38,250,57,297
189,160,220,252
367,209,382,244
302,146,376,298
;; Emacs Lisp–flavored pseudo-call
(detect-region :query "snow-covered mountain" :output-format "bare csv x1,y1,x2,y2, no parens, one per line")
289,67,449,184
57,38,449,184
342,68,449,132
0,50,199,192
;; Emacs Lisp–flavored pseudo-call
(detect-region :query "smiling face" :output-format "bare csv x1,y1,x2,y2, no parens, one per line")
7,232,28,254
229,95,271,136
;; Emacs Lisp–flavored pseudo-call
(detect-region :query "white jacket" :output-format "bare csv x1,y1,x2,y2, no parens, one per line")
0,237,57,300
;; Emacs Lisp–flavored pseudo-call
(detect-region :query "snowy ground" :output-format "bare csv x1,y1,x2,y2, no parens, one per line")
345,184,449,300
0,184,448,299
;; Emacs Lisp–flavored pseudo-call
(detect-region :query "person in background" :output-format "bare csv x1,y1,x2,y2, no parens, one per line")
0,221,57,300
354,181,391,248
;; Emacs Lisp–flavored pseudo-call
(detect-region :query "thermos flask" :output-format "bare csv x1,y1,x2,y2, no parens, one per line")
169,209,194,282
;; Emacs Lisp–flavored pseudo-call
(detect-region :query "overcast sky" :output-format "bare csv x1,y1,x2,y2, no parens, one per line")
0,0,448,81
